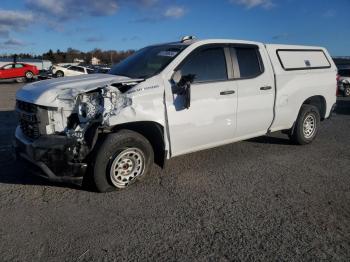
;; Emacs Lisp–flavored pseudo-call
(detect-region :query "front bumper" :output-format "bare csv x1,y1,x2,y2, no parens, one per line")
14,126,87,185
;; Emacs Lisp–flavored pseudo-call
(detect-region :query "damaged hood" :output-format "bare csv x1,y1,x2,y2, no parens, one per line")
16,74,142,106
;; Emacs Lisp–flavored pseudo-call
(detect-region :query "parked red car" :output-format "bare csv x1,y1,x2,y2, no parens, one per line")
0,63,39,82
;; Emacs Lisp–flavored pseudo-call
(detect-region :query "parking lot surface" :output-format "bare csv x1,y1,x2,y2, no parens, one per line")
0,82,349,261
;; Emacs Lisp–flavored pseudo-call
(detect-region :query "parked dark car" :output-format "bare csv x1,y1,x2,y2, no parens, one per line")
338,68,350,97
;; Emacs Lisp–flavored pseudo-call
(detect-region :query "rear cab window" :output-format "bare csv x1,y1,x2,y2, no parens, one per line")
234,47,264,78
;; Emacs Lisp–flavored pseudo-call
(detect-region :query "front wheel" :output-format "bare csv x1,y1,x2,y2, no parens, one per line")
92,130,154,192
290,105,320,145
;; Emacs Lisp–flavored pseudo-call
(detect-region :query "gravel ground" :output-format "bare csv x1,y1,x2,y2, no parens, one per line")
0,82,349,261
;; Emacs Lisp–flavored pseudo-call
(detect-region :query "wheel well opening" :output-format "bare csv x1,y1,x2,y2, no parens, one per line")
110,121,166,168
302,96,327,120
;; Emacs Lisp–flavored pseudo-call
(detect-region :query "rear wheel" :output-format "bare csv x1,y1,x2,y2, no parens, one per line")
92,130,154,192
15,77,25,83
56,71,64,77
290,105,320,145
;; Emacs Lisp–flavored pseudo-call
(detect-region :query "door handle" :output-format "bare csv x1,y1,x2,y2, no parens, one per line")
220,90,235,95
260,86,272,91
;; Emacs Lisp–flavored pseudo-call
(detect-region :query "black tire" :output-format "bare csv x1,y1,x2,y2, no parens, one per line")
290,105,320,145
343,85,350,97
15,77,25,83
56,71,64,77
91,130,154,192
25,71,34,80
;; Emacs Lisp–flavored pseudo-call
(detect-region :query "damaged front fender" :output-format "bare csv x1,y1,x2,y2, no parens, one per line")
64,85,133,142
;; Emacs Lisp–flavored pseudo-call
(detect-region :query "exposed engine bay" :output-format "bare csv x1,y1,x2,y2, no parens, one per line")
64,85,132,141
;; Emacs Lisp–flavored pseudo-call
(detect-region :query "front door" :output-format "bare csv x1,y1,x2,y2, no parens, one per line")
165,46,238,156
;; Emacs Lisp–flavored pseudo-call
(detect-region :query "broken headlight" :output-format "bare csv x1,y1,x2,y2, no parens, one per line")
77,92,103,123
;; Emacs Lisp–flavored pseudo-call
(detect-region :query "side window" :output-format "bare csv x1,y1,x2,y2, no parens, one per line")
235,47,263,78
14,64,24,68
69,66,84,72
77,67,85,73
3,64,13,70
180,47,228,83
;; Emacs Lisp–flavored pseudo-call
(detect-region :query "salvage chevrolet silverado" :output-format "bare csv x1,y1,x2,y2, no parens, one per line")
15,37,337,192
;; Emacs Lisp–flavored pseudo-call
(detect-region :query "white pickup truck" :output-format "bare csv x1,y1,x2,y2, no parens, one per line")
15,37,337,192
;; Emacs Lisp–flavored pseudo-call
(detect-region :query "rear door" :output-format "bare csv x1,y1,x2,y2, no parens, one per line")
231,45,275,138
165,45,238,156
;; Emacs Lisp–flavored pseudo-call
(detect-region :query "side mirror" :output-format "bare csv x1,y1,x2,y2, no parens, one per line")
171,71,195,109
172,70,182,85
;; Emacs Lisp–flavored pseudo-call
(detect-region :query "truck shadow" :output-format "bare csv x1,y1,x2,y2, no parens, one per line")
0,110,81,190
247,135,292,145
335,98,350,115
0,157,82,190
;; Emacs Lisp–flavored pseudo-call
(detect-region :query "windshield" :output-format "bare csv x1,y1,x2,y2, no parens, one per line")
109,44,188,79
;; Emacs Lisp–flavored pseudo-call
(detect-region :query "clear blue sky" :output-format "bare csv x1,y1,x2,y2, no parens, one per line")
0,0,349,56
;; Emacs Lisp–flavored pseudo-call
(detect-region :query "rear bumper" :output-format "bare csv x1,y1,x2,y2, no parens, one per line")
14,126,87,185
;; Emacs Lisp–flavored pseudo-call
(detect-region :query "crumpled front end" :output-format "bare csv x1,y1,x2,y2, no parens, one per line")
15,78,139,183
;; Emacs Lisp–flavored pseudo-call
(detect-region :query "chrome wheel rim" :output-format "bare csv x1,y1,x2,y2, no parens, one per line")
303,114,316,139
26,72,33,78
109,148,145,188
345,88,350,96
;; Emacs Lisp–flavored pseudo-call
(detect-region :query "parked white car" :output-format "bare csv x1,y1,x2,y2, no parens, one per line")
51,65,94,77
337,68,350,97
15,37,337,192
